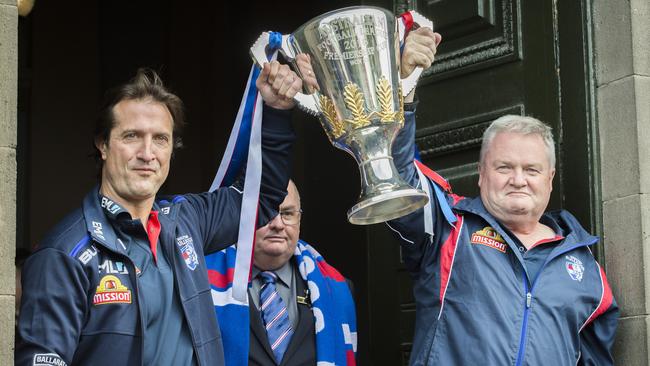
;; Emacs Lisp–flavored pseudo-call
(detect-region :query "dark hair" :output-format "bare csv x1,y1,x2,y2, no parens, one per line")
94,68,185,166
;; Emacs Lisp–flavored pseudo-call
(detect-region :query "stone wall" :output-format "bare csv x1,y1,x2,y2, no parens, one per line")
0,0,17,363
594,0,650,364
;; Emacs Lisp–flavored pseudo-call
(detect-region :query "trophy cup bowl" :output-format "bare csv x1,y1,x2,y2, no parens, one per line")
251,6,432,225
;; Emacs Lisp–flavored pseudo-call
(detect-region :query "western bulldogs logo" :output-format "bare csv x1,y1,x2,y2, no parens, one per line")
565,255,584,282
177,235,198,271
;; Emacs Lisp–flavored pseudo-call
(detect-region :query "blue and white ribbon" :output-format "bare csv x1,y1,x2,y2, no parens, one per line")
210,32,284,302
398,11,414,53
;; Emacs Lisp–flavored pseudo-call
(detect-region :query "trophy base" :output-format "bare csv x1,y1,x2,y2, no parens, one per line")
347,188,429,225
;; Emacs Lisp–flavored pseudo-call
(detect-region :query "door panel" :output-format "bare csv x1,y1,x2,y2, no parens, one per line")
426,0,521,82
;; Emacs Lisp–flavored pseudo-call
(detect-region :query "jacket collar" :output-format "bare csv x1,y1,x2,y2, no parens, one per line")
454,196,598,253
82,186,128,255
82,187,170,256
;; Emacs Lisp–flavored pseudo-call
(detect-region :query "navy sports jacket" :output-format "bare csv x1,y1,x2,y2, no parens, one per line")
387,111,619,366
16,106,295,366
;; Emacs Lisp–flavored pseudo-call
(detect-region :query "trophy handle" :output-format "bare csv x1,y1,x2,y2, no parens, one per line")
249,32,320,116
399,11,434,97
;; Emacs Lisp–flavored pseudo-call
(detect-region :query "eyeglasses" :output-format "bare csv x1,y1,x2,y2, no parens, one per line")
278,209,302,226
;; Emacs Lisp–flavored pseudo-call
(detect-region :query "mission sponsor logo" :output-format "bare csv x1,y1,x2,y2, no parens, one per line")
93,275,132,305
33,353,67,366
470,227,507,253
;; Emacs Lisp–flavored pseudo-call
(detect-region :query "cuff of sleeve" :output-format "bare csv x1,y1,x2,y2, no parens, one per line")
262,105,293,132
404,110,416,125
404,92,419,112
404,100,419,112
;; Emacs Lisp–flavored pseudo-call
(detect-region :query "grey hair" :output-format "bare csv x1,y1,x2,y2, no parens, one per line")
479,114,556,168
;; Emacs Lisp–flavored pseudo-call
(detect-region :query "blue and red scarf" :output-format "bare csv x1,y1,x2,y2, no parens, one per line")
205,240,357,366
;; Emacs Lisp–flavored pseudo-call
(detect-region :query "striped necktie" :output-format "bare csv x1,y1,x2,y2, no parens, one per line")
259,271,294,363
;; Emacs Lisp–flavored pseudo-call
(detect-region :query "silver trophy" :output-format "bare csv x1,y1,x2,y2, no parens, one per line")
251,6,433,225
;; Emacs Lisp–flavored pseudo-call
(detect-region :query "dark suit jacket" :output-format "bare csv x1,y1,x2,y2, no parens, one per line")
248,264,316,366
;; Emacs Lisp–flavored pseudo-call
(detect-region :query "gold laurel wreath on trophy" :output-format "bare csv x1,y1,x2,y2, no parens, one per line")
343,83,371,128
377,78,394,123
319,76,405,139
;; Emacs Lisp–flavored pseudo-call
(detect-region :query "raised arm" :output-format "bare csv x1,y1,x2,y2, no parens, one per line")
188,61,306,253
388,28,446,272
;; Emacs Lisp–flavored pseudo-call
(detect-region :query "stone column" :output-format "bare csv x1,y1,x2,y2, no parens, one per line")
0,0,17,363
594,0,650,364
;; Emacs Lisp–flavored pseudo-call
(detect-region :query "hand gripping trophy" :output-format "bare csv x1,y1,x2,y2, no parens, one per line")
251,6,434,225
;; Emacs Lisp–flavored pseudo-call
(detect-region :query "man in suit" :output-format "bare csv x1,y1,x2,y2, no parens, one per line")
249,180,354,365
207,180,357,366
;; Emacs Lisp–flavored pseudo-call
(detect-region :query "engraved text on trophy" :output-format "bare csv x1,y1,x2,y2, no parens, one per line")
317,16,387,64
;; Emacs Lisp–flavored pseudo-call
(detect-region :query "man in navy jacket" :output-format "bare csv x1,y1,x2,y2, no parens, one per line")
16,63,303,366
390,28,619,365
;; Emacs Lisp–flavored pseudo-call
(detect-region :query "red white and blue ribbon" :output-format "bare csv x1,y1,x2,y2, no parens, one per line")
398,11,434,97
209,32,284,302
398,11,415,52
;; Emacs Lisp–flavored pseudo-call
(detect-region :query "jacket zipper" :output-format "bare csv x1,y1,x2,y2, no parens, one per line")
130,258,145,366
97,246,146,366
515,276,531,366
513,240,596,366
